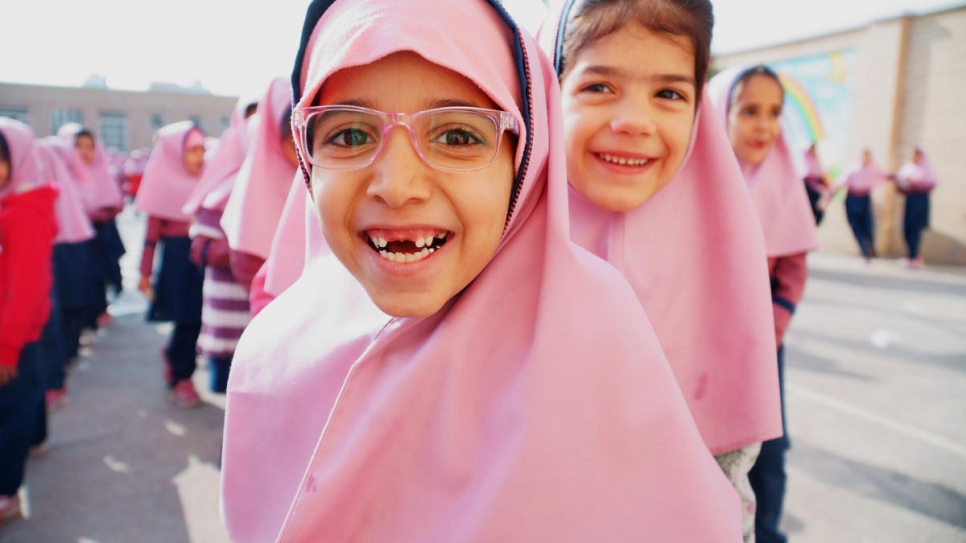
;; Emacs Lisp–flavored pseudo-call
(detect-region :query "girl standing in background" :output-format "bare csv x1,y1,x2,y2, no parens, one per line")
0,118,58,524
894,146,936,268
134,122,207,408
711,64,820,543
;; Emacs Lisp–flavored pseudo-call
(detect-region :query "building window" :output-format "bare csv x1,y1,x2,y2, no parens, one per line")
50,108,84,135
150,113,165,131
220,116,230,132
99,112,128,152
0,107,30,126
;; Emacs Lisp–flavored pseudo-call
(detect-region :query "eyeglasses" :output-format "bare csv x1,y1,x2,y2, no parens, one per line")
292,105,519,172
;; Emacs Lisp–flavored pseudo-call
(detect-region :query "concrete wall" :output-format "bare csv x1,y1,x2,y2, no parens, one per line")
0,83,237,152
714,6,966,265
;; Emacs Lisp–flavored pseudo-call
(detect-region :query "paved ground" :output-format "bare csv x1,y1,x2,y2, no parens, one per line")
1,206,964,542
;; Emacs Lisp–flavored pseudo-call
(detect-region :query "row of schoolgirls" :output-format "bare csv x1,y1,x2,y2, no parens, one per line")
0,117,135,524
802,144,938,267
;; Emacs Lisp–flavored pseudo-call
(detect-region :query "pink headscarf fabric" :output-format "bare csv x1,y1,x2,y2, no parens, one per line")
183,97,257,216
0,118,46,198
134,121,205,222
35,140,96,244
709,67,819,258
220,77,297,259
542,3,779,455
260,171,316,300
56,123,124,213
221,1,742,542
896,147,938,191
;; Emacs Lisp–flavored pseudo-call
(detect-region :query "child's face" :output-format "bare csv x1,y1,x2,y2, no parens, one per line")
726,75,783,167
560,22,696,212
0,160,9,189
183,145,205,175
75,134,96,165
310,52,515,318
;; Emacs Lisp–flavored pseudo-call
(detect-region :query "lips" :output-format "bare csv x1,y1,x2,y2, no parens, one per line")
365,228,450,263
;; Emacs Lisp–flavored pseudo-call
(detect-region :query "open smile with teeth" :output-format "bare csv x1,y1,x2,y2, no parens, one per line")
597,153,650,167
366,230,451,263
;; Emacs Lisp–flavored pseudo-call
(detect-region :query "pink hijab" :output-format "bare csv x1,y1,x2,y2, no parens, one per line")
221,1,742,542
220,77,297,259
260,171,316,300
896,146,938,191
0,118,46,198
709,67,819,258
541,2,780,455
134,121,205,222
183,97,257,216
35,140,96,244
56,123,124,213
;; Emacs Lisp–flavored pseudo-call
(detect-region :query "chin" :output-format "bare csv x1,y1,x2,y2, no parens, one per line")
369,291,446,319
580,181,658,213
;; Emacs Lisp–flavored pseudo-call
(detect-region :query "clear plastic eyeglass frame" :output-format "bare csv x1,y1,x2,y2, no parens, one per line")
292,105,519,173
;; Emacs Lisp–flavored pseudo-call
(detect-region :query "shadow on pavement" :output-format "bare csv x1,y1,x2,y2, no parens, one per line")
789,441,966,529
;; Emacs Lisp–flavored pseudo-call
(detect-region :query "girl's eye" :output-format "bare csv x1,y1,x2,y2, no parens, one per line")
326,127,374,147
581,83,612,94
431,127,484,147
656,89,685,101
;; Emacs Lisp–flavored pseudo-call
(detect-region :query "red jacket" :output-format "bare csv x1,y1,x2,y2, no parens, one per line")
0,186,58,368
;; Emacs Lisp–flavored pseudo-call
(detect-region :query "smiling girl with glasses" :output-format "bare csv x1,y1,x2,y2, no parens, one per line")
220,0,744,540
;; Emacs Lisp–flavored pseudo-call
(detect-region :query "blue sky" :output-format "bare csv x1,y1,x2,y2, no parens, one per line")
1,0,960,97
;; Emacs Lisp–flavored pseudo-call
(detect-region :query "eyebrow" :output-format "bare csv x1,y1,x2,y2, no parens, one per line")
577,64,696,87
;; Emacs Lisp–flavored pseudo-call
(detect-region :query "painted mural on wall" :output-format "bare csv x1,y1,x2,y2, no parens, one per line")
772,49,855,182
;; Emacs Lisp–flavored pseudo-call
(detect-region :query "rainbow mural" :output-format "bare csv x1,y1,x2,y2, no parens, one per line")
772,50,856,182
779,74,825,143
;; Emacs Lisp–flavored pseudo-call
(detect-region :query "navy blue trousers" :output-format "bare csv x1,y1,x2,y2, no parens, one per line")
845,194,875,258
0,343,44,496
903,193,930,259
750,344,789,543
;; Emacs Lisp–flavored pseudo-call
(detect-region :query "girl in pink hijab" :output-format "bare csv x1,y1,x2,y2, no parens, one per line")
710,64,820,543
182,97,258,393
134,121,207,408
541,2,780,541
35,140,98,408
827,148,888,261
220,0,744,541
0,118,58,523
57,124,126,330
220,77,299,293
894,146,936,268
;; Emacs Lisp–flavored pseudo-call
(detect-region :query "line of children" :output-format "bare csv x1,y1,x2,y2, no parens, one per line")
221,0,746,540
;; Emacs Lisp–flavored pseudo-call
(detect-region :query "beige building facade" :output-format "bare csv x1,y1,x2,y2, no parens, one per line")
715,5,966,265
0,82,237,153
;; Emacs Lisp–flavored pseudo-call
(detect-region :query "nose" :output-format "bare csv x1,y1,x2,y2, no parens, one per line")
609,97,657,136
366,125,431,207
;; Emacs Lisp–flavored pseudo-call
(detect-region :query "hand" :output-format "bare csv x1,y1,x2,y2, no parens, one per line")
138,275,154,301
0,365,17,386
